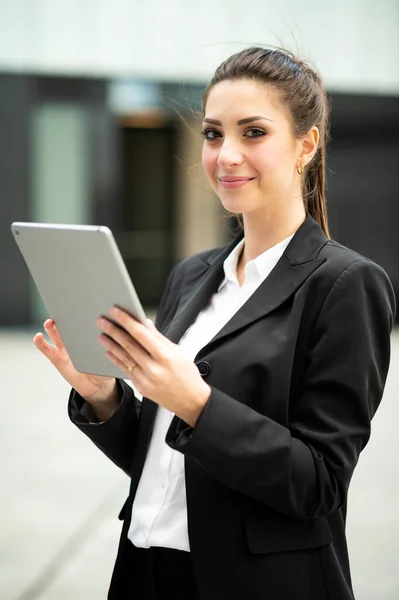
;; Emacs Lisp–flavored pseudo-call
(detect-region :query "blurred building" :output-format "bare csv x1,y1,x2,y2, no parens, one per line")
0,0,398,326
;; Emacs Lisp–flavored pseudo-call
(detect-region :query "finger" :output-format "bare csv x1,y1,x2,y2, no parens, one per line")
33,332,60,364
98,332,149,370
146,318,169,344
43,320,65,350
105,350,142,380
96,318,149,358
109,308,164,360
33,331,52,352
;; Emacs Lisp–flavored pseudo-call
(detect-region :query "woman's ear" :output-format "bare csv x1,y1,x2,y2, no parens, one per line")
299,126,320,167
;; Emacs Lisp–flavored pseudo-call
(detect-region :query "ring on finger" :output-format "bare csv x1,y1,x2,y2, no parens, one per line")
127,362,137,373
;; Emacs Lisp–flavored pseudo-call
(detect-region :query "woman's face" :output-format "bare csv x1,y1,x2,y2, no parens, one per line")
201,79,305,218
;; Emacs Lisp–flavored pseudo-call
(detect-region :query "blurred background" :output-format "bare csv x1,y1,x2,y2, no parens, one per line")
1,0,398,598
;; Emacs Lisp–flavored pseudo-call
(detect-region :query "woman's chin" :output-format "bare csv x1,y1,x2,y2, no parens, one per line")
219,198,255,216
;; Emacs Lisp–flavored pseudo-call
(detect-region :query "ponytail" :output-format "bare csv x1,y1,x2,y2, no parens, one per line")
303,150,330,238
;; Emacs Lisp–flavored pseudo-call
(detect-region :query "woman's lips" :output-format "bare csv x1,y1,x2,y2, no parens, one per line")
217,176,255,189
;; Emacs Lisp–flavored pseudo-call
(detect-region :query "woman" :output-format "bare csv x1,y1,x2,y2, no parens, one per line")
34,47,395,600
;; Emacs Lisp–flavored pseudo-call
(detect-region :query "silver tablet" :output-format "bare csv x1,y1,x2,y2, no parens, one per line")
11,222,148,378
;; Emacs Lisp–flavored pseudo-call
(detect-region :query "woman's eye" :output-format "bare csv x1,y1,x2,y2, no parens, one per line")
245,128,266,138
200,128,222,141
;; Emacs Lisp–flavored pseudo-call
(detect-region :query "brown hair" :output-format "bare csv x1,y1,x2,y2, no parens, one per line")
202,47,331,238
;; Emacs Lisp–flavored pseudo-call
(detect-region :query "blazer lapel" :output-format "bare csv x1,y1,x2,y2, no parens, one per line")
164,232,243,344
195,214,328,354
203,256,324,353
165,214,328,356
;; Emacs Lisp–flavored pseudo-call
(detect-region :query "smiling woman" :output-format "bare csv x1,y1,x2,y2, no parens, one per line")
34,47,395,600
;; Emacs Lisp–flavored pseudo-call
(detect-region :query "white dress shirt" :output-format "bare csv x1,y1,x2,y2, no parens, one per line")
128,233,294,551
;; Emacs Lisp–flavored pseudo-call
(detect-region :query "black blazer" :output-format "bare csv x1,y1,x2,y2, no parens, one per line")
69,214,395,600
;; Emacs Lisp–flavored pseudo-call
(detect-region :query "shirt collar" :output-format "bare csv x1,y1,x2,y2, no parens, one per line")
218,233,295,290
222,238,245,286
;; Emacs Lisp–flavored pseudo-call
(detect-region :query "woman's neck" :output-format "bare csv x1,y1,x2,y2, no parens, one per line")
239,204,306,266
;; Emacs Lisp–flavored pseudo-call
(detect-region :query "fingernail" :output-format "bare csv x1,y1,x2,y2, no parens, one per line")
110,307,119,316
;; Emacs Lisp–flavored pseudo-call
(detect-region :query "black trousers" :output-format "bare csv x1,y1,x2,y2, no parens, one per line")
150,547,201,600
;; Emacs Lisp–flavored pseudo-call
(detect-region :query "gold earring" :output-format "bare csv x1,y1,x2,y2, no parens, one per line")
296,163,304,175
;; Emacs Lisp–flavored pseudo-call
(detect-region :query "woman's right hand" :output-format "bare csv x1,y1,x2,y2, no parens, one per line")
33,319,118,406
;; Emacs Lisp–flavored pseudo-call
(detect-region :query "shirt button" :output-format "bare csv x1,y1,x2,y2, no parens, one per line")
196,361,211,377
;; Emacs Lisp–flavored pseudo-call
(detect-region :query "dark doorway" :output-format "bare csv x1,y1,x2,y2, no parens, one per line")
117,124,177,308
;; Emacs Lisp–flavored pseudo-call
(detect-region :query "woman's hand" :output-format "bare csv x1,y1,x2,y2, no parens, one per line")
33,319,118,408
97,307,211,427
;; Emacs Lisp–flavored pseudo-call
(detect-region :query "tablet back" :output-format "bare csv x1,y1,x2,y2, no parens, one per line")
11,222,147,377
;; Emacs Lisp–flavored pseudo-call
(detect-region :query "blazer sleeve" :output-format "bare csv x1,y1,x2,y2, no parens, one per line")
68,379,139,475
166,258,396,519
68,261,182,475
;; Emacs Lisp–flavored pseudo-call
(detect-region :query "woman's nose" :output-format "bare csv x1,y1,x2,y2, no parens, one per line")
217,139,244,168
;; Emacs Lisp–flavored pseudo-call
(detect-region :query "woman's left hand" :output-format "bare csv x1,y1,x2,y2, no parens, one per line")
96,307,211,427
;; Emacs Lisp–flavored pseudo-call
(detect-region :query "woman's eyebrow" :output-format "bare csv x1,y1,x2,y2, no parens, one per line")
203,116,273,126
237,116,273,125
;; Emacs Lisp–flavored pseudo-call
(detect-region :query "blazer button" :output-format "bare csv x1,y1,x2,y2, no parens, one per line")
196,361,211,377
